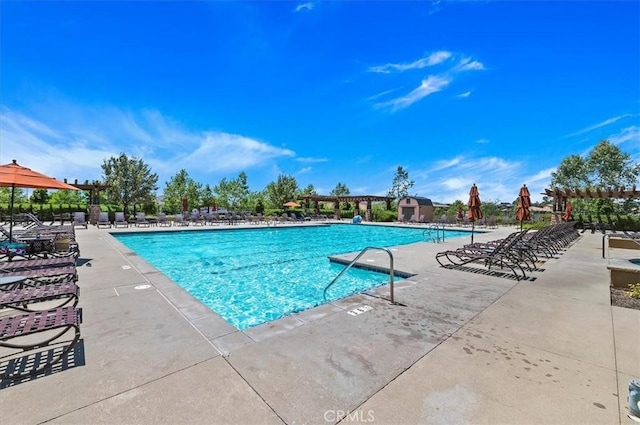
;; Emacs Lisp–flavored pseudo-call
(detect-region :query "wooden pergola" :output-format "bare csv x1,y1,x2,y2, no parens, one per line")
544,185,639,222
64,179,109,224
300,195,394,221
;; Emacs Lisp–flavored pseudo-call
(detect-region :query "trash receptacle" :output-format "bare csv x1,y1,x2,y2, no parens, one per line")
629,379,640,422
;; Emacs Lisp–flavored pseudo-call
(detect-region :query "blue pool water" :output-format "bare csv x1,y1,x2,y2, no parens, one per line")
114,224,467,329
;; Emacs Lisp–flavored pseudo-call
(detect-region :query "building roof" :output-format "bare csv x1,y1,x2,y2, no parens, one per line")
402,196,433,206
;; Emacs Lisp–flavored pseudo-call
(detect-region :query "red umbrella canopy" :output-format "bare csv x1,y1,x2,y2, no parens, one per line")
181,196,189,212
0,160,79,190
563,200,573,221
456,206,464,220
467,184,483,220
515,184,531,222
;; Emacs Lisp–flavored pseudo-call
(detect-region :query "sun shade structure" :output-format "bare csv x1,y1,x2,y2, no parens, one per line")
283,201,301,208
515,184,532,230
0,160,79,241
467,183,483,244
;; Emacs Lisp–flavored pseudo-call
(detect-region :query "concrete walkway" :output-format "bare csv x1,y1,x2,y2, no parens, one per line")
1,223,638,424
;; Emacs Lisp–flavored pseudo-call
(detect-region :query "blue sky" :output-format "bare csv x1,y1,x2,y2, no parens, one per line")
1,1,638,204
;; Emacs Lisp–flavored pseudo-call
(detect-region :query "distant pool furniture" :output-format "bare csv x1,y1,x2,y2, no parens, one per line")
135,213,150,227
173,213,189,227
157,213,171,227
114,212,128,228
96,212,111,228
72,212,87,229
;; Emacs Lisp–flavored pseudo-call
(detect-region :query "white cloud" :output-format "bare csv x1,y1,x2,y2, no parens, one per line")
454,57,485,72
376,75,451,111
297,167,313,174
295,2,314,12
368,51,452,74
456,91,471,98
296,157,328,163
563,114,633,138
475,139,489,144
608,125,639,146
0,105,295,186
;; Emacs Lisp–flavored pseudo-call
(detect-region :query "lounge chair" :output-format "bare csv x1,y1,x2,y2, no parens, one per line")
114,212,129,228
173,213,189,226
96,212,112,228
436,231,529,280
135,213,150,227
189,212,204,226
157,213,171,227
0,306,82,380
1,265,78,285
1,281,80,312
0,256,76,272
72,212,88,229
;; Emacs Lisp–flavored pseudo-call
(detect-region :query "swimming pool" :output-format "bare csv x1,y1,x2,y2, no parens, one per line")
113,224,467,329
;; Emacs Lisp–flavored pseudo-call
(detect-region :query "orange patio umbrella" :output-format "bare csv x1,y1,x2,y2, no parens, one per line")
181,196,188,213
515,184,531,230
283,201,301,208
0,160,79,241
563,200,573,222
467,183,483,244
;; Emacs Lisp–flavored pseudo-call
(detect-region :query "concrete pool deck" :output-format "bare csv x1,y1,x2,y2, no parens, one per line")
1,222,638,424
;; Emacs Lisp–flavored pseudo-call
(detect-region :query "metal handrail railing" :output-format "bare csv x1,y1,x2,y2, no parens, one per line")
423,224,445,243
323,246,395,304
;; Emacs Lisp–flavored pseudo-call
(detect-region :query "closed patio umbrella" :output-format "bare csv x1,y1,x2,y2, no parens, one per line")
181,196,188,214
515,184,531,230
0,160,79,241
467,183,483,244
563,199,573,221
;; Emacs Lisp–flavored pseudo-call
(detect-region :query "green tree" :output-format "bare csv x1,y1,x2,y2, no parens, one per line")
0,187,27,204
265,174,298,209
330,182,350,196
587,140,640,188
102,153,159,215
213,172,250,211
200,184,216,212
299,184,317,196
388,166,415,201
31,189,50,204
330,182,351,209
550,154,590,189
49,190,85,204
163,169,202,214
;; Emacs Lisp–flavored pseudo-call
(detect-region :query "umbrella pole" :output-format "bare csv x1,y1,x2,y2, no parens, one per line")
8,184,15,242
471,220,475,244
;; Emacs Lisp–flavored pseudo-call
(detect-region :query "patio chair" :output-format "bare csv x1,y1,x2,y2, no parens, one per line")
189,211,204,226
114,212,129,228
173,213,189,226
135,212,150,227
436,231,529,280
96,212,112,228
0,306,82,380
0,256,76,272
157,213,171,227
72,212,88,229
1,264,78,285
1,281,80,312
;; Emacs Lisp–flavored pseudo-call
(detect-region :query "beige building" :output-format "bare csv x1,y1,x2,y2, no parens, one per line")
397,196,434,223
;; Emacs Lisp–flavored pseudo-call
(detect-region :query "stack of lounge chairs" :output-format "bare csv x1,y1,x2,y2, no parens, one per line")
435,222,580,280
0,218,83,381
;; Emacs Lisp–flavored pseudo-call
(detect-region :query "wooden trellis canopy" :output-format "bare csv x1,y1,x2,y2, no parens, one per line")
544,185,639,200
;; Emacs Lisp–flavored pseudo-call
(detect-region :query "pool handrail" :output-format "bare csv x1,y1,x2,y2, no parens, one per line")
323,246,395,304
423,224,445,243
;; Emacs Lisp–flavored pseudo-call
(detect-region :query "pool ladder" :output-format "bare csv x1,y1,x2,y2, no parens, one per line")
423,224,445,243
323,246,396,304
